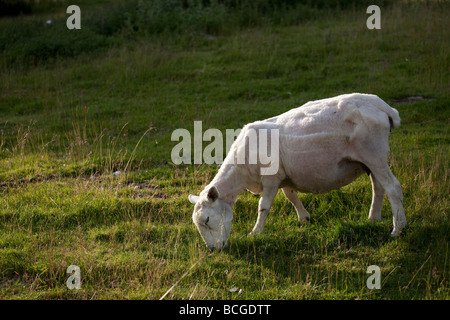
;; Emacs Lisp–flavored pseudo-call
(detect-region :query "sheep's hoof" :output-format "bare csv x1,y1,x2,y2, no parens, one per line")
298,213,310,223
390,229,400,237
248,229,262,237
368,215,382,222
391,219,407,237
397,219,407,229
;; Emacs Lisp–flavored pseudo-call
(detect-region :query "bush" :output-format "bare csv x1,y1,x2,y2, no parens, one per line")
0,19,111,66
0,0,32,17
133,0,229,35
0,0,394,66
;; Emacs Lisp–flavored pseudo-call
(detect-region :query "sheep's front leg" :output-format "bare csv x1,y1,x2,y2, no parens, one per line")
249,185,279,236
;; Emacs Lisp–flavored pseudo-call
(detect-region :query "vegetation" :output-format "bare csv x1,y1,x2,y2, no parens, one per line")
0,0,448,299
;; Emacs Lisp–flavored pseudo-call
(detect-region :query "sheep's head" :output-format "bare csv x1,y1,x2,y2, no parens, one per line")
189,186,233,251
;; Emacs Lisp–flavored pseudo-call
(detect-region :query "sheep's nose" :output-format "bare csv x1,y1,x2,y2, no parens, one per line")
207,241,227,252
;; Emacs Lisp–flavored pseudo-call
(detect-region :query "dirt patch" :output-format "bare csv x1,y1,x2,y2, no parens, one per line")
391,96,434,104
123,180,167,199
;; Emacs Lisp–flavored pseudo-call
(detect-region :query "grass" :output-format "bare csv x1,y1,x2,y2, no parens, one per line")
0,0,449,299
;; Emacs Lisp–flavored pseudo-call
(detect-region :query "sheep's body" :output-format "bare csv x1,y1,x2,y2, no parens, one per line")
189,93,407,251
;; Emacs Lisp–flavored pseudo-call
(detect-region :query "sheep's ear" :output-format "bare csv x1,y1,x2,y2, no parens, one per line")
207,186,219,202
188,194,199,204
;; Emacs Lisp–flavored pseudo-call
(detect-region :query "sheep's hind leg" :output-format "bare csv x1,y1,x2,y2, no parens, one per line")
366,165,407,237
282,187,310,222
249,184,279,236
368,173,384,222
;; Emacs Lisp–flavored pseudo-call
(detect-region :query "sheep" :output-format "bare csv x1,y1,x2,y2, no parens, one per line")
188,93,407,251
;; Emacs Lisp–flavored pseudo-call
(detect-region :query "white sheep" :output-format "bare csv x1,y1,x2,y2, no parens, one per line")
189,93,407,251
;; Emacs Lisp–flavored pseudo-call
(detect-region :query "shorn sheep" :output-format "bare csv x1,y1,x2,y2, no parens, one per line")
189,93,407,251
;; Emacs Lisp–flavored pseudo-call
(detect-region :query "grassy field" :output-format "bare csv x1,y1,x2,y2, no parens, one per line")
0,0,448,299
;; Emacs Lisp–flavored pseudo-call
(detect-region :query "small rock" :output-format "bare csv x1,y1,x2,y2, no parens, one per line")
392,96,433,104
205,34,217,41
113,171,121,177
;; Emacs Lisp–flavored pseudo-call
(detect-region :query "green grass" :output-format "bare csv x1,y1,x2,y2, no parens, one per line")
0,1,449,299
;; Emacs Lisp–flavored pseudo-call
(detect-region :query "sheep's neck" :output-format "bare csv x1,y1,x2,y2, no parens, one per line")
207,164,245,206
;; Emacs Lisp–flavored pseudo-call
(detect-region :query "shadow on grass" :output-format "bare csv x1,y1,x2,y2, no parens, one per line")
389,220,449,294
218,213,448,299
224,219,393,277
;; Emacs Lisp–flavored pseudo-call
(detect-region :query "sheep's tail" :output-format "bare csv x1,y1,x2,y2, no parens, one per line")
343,93,401,130
371,95,401,130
